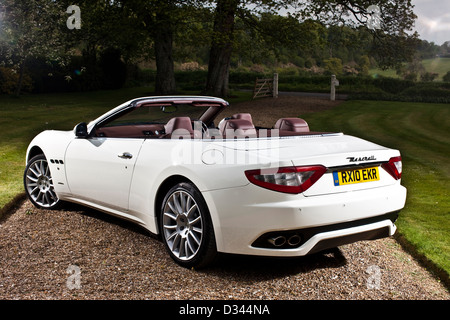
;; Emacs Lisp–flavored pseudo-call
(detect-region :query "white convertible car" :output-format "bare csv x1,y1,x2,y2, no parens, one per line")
24,96,407,268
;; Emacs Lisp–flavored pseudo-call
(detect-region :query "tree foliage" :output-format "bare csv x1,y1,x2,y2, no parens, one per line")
0,0,67,95
0,0,424,96
294,0,419,70
202,0,419,96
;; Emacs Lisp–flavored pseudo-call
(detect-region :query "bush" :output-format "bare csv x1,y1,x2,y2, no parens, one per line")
304,58,315,69
323,58,343,76
21,51,129,94
371,77,415,94
124,65,156,87
229,71,267,84
0,67,33,95
99,48,127,90
292,56,305,68
357,55,370,76
404,72,418,82
173,70,208,91
350,83,450,103
26,57,74,93
420,72,439,82
443,71,450,82
400,83,450,99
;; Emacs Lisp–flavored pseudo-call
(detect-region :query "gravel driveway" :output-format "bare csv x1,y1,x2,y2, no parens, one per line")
1,96,448,300
0,200,448,300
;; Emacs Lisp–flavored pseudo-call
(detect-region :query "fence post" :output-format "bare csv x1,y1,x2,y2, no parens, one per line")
273,73,279,98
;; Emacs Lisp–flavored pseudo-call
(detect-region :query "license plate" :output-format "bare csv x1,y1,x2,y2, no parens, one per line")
333,167,380,186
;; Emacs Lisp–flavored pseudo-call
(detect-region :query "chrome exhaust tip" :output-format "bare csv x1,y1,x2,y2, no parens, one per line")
268,236,286,247
287,234,301,247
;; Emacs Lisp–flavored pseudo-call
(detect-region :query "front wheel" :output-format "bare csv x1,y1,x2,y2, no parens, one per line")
160,182,217,269
24,154,60,209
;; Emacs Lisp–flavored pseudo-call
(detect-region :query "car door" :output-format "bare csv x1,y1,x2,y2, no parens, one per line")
65,136,144,211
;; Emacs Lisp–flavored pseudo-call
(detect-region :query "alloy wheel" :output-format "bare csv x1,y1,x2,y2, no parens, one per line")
162,190,204,261
24,155,59,208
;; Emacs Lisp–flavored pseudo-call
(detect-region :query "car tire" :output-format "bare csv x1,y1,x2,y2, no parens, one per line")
24,154,61,210
160,182,217,269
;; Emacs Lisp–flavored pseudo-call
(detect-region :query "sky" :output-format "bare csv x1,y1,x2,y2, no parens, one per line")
413,0,450,45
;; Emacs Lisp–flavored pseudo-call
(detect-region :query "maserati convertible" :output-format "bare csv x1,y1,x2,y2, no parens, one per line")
24,96,407,268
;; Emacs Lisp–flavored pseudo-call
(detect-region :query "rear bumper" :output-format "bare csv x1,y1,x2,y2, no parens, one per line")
305,222,394,255
203,183,406,256
251,211,398,252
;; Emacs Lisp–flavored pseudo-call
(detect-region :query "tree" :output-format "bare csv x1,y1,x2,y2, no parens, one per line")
420,72,438,82
299,0,419,70
0,0,67,96
125,0,206,94
203,0,297,97
203,0,417,97
358,55,371,75
130,0,179,94
396,55,424,81
203,0,240,97
245,14,326,65
323,57,343,76
58,0,151,91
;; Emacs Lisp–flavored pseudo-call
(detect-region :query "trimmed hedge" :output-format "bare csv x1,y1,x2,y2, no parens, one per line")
349,83,450,103
4,62,449,103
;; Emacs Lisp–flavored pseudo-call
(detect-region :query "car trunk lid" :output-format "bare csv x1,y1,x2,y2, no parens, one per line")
213,133,400,196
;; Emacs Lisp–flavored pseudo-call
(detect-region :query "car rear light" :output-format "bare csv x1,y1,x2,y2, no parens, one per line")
382,156,402,180
245,165,327,194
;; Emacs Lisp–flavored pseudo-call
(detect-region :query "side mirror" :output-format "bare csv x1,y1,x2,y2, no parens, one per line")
74,122,88,138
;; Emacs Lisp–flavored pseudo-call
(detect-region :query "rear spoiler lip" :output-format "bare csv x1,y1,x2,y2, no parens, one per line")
326,162,388,173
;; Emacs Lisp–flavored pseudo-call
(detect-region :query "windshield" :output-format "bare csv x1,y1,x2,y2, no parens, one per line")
104,104,210,127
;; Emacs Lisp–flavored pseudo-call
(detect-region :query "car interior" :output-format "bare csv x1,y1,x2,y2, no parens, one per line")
94,113,315,139
92,98,317,141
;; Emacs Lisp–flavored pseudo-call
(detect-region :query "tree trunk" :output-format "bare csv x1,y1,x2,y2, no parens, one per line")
15,61,25,97
203,0,239,97
154,20,176,95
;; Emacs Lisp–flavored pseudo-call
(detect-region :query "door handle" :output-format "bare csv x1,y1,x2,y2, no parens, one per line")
118,152,133,159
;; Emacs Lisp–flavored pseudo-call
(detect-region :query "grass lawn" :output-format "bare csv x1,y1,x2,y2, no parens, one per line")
370,57,450,80
422,57,450,79
301,100,450,279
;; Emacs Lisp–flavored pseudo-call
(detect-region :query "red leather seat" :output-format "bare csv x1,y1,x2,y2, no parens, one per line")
164,117,194,139
219,113,257,139
274,118,310,132
232,113,253,123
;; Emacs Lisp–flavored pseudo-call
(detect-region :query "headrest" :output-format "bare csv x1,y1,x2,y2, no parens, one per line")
232,113,253,124
164,117,193,138
221,119,256,138
274,118,309,132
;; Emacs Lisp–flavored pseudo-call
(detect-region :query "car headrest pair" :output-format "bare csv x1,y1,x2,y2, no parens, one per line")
219,113,257,138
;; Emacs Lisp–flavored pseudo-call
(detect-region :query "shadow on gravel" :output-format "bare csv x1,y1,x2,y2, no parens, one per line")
202,249,347,281
65,203,348,280
62,202,158,237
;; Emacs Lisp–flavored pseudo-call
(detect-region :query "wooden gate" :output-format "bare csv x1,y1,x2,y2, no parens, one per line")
253,73,278,99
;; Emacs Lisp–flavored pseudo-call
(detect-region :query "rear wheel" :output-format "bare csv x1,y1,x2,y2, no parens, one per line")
160,182,217,269
24,154,60,209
